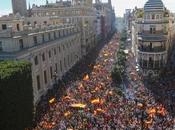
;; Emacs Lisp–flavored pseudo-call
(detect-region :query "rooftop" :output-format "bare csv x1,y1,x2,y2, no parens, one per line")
144,0,165,12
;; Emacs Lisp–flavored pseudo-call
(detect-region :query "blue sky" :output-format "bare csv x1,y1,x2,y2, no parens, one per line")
0,0,175,16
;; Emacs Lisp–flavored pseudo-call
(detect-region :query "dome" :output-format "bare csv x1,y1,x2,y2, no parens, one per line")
144,0,165,12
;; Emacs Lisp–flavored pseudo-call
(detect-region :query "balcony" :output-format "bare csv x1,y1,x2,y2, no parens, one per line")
138,46,166,52
138,35,167,42
138,31,168,36
137,19,169,24
139,60,164,69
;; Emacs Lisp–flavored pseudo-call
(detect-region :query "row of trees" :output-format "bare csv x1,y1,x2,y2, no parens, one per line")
0,61,33,130
111,30,127,85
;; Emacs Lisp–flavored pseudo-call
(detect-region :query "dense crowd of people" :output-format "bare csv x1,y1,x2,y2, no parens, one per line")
33,33,124,130
32,33,175,130
124,42,175,129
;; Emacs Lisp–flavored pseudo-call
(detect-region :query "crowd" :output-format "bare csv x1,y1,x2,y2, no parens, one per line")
32,33,175,130
147,75,175,116
124,42,175,129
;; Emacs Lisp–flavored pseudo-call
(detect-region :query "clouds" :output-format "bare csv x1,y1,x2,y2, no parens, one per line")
0,10,11,16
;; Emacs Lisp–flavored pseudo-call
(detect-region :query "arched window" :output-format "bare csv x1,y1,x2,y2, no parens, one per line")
160,15,162,19
147,14,150,19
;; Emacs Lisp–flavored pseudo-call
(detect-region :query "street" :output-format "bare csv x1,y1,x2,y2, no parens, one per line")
33,33,175,130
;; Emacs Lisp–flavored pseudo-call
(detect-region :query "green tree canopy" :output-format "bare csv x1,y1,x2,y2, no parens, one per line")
0,61,33,130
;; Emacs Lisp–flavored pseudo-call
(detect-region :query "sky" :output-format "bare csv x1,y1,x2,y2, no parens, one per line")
0,0,175,16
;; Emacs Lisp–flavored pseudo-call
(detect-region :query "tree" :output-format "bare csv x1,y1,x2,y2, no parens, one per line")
0,61,33,130
120,30,127,42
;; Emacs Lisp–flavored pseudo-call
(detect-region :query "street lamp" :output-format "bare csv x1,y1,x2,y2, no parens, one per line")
53,71,58,87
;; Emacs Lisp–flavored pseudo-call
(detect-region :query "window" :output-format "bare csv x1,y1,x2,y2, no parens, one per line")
42,34,45,43
71,54,73,63
63,45,65,50
86,39,88,42
160,15,162,19
44,70,47,84
59,46,61,53
48,33,51,40
150,42,152,50
2,24,7,30
152,27,156,34
64,58,66,68
33,36,37,45
55,63,58,72
42,53,45,61
34,21,37,25
150,26,156,34
36,75,41,90
0,41,2,51
68,55,70,66
34,56,38,65
54,32,56,39
49,50,51,58
27,22,31,25
19,39,24,49
60,60,62,72
50,66,53,79
17,24,20,31
147,15,150,19
58,31,60,37
44,21,47,25
54,48,56,55
149,57,152,62
156,15,159,19
152,14,155,19
63,30,65,36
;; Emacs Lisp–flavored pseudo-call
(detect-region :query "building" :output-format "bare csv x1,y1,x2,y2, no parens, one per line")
0,0,115,105
30,0,96,56
132,0,174,78
93,0,116,39
124,9,132,31
0,15,81,104
12,0,27,16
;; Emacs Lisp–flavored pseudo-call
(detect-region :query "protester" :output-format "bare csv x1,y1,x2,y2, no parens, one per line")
33,33,175,130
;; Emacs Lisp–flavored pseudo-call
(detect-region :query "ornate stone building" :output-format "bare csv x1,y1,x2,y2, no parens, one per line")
0,15,81,104
132,0,174,78
30,0,96,56
0,0,115,104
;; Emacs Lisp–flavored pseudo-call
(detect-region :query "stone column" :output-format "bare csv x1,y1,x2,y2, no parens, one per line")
159,54,161,68
153,54,155,68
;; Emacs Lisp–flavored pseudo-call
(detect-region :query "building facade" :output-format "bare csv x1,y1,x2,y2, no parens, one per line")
93,0,115,40
0,0,115,104
0,17,81,104
132,0,174,78
30,0,96,56
11,0,27,16
124,9,132,31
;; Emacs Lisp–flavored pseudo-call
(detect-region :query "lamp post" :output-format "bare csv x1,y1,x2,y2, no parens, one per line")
53,71,58,87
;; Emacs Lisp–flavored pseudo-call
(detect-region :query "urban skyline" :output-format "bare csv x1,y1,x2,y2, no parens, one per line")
1,0,175,17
